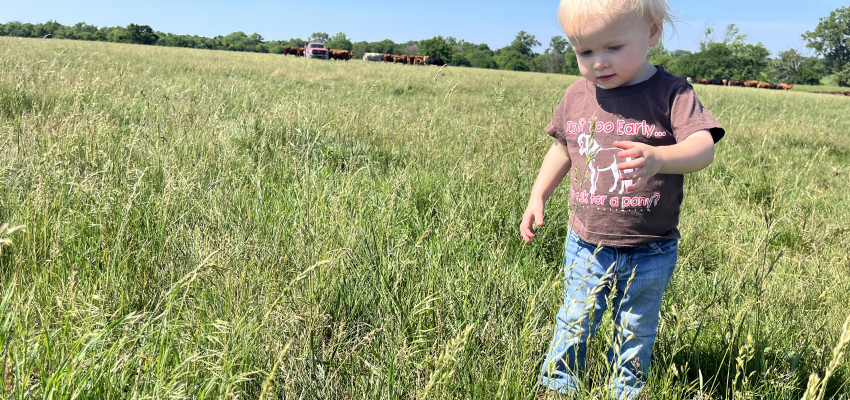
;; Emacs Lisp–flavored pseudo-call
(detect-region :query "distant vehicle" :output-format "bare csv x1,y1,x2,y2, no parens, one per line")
305,42,329,59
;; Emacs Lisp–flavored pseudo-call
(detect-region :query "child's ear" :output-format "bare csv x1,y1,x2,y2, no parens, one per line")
649,23,662,46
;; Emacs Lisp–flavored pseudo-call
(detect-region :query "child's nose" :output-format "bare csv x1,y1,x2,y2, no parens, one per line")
593,57,608,70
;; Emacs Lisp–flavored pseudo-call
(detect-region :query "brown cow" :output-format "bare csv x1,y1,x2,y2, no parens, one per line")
329,49,352,61
407,55,415,65
392,55,406,63
283,45,303,56
776,83,793,91
728,80,744,87
696,78,709,85
744,80,759,87
384,54,393,62
757,82,771,89
423,56,445,66
722,79,728,85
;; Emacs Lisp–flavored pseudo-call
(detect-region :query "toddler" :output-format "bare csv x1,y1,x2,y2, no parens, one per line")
519,0,725,398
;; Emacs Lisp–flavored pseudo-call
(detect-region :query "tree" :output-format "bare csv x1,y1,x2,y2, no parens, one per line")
647,42,668,60
288,37,307,48
352,41,369,57
563,47,580,75
543,51,565,73
466,49,498,69
418,35,453,59
510,31,541,56
505,57,529,71
673,42,768,80
699,25,715,52
802,6,850,73
670,49,692,59
773,49,807,83
835,62,850,86
405,44,419,55
542,36,570,74
326,32,353,50
721,24,748,47
308,32,329,43
451,53,471,67
734,42,771,79
548,35,569,55
369,38,401,54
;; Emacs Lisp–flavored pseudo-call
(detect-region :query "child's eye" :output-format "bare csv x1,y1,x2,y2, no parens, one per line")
578,50,593,57
608,45,623,51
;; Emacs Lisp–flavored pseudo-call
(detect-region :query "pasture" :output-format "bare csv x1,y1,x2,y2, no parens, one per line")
0,36,849,399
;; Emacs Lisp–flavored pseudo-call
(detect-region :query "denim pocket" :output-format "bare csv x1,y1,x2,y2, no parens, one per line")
644,238,678,255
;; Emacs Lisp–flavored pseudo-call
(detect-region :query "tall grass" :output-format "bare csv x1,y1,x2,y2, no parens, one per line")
0,36,848,399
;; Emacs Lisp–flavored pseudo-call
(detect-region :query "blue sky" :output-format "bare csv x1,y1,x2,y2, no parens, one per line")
2,0,845,56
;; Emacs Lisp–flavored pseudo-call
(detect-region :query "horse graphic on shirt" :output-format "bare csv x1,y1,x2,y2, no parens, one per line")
577,133,631,195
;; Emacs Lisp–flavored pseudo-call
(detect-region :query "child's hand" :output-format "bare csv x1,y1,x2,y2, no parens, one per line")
613,141,663,193
520,200,545,243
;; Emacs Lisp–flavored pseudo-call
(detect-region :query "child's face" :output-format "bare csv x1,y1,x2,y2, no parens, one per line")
568,13,661,89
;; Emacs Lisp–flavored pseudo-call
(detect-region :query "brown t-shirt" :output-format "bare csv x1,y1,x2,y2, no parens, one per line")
546,67,724,246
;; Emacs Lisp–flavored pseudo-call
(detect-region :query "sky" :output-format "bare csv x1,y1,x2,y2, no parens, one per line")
2,0,846,56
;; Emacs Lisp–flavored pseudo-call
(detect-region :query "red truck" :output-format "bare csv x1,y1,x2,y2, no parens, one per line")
304,42,329,59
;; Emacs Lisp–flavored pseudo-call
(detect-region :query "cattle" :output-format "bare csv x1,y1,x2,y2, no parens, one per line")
757,82,771,89
283,46,303,57
722,79,728,85
744,80,759,87
776,83,793,91
406,55,415,65
392,55,406,63
686,77,693,84
363,52,384,62
329,49,352,61
708,78,724,85
728,80,744,87
383,54,393,62
696,78,709,85
424,56,445,66
843,91,850,96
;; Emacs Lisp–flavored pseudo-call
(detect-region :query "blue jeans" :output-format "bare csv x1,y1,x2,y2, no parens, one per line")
539,228,678,399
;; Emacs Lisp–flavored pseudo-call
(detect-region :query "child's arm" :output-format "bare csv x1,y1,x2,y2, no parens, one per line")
520,141,572,243
613,130,715,193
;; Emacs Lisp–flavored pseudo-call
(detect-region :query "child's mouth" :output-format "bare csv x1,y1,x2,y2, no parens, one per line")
598,74,616,82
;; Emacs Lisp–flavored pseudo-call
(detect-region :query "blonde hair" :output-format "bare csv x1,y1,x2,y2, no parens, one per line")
557,0,677,37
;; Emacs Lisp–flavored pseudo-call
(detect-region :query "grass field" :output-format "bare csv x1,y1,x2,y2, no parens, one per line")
1,36,849,399
790,85,849,94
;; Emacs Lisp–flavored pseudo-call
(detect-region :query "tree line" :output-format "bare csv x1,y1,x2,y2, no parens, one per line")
1,7,847,86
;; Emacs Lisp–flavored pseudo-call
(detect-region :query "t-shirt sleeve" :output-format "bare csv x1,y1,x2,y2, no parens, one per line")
546,91,569,146
670,85,725,143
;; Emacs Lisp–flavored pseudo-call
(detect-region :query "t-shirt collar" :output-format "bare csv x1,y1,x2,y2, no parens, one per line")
590,66,667,99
